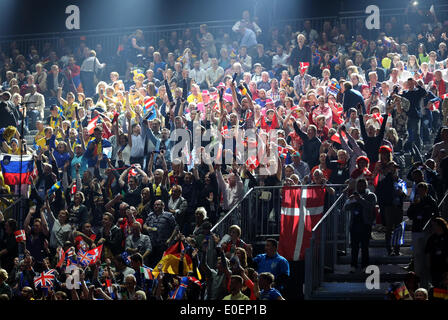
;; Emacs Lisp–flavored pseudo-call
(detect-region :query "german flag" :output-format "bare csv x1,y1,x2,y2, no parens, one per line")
433,288,448,300
152,241,193,277
394,285,409,300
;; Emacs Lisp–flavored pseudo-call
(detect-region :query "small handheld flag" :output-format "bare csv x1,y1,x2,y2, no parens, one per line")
143,97,157,120
48,181,61,196
14,230,26,242
34,269,56,289
87,116,99,135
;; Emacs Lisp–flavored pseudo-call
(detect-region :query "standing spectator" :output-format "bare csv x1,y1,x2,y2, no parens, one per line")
425,218,448,287
143,200,177,267
288,34,312,76
125,222,152,265
238,26,257,56
238,46,252,73
293,65,312,100
190,61,207,90
46,65,66,102
0,92,18,129
205,58,224,88
344,178,377,272
272,45,290,78
252,239,289,294
365,57,386,83
197,24,217,58
97,212,125,260
80,50,106,99
407,182,439,288
23,84,45,128
292,123,321,169
400,78,427,151
0,217,18,274
232,10,262,39
343,81,366,116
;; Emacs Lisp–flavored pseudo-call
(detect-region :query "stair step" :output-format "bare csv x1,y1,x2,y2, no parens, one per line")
325,263,409,282
338,247,412,265
310,282,389,300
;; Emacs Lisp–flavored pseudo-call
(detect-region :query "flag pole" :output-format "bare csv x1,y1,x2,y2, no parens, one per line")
17,102,27,261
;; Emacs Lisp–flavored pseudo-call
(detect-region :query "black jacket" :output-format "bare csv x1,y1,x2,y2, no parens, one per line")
0,101,18,128
407,195,439,232
293,121,321,168
400,85,426,119
359,113,388,164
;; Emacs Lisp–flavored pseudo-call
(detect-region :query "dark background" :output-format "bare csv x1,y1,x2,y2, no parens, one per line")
0,0,442,36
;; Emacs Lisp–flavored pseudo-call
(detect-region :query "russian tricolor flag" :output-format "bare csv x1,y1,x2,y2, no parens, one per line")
0,154,35,185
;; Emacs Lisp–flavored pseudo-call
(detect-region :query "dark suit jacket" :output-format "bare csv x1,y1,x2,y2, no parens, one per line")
46,72,67,96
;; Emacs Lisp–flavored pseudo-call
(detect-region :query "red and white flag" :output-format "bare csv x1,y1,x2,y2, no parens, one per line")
428,101,440,111
372,113,383,125
278,186,326,261
86,244,103,265
144,96,156,113
330,130,348,145
87,116,99,135
245,155,260,170
70,182,77,195
221,125,230,138
299,62,310,73
14,230,26,242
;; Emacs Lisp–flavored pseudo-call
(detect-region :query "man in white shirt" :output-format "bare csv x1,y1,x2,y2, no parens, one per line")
386,68,401,91
23,84,45,130
206,58,224,88
395,61,412,84
190,60,207,89
272,45,290,77
80,50,106,98
238,46,252,72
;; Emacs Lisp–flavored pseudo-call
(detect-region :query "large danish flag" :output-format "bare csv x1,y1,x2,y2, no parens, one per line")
278,186,326,261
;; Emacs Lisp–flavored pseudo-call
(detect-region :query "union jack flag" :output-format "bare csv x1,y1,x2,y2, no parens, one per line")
77,249,94,267
34,269,56,288
86,244,103,265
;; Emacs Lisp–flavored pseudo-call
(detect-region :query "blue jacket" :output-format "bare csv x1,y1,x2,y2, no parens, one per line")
84,138,112,168
343,89,366,115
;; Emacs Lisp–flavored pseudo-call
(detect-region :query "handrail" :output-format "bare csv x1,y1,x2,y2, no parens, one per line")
0,19,237,40
422,189,448,231
252,184,346,190
210,184,347,233
210,187,254,233
1,196,24,213
312,192,345,233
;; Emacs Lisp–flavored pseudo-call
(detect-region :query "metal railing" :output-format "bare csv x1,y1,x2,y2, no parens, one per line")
422,188,448,233
304,191,347,299
210,183,347,246
3,4,448,61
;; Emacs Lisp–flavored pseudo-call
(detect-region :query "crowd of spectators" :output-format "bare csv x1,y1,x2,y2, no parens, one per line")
0,7,448,301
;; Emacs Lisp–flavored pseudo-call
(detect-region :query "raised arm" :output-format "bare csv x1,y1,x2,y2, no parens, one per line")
57,87,67,105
